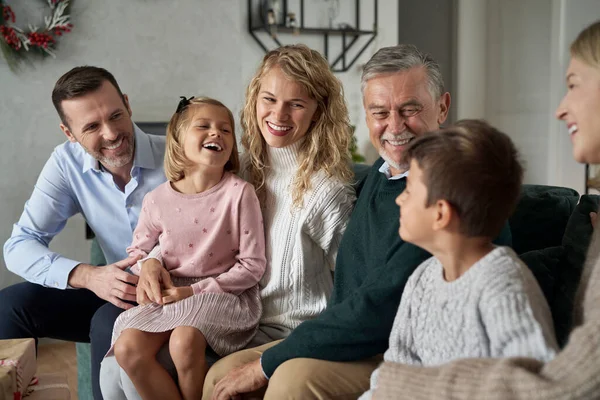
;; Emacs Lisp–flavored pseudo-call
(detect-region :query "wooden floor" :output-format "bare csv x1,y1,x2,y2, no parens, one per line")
37,341,79,400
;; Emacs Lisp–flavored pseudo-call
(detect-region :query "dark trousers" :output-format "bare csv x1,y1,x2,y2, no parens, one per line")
0,282,124,400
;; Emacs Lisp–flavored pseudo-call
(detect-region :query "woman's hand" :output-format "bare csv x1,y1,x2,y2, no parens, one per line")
162,286,194,304
137,258,173,305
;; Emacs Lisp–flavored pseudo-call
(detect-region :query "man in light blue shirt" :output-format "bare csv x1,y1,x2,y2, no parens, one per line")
0,66,166,400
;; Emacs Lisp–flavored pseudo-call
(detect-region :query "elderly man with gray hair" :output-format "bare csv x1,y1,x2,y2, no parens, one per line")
205,44,511,400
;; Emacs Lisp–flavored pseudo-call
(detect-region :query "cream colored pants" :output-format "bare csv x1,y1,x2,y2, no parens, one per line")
203,340,382,400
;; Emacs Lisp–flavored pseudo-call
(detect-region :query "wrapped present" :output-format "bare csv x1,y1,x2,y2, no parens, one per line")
0,339,37,400
24,373,70,400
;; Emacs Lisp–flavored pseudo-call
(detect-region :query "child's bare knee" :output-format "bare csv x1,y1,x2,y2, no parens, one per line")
170,327,206,369
114,332,147,372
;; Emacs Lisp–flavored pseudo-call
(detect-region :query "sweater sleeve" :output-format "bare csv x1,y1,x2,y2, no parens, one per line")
126,195,161,275
373,319,600,400
384,260,428,365
130,244,163,276
479,258,558,362
304,182,356,271
127,195,160,257
481,292,558,362
191,185,266,296
260,242,430,377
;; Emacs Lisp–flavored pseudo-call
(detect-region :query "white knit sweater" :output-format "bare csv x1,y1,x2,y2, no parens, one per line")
257,141,356,336
361,246,558,400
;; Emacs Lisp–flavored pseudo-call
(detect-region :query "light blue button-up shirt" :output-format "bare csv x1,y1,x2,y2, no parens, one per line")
3,125,166,289
378,161,409,180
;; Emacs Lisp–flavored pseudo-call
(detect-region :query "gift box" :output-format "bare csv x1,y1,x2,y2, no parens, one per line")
24,373,70,400
0,338,37,400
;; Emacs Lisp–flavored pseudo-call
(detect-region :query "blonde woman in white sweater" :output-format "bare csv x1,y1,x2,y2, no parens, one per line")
238,44,356,343
201,44,357,396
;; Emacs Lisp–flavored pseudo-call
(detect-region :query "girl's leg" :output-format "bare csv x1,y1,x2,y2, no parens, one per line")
169,326,208,400
114,329,180,400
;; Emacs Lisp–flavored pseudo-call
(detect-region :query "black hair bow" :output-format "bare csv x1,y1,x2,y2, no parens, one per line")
176,96,195,113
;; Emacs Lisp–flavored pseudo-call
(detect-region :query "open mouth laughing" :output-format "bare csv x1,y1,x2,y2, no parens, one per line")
202,142,224,152
267,121,293,136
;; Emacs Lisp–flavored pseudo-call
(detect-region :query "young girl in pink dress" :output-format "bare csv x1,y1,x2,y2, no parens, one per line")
108,97,266,400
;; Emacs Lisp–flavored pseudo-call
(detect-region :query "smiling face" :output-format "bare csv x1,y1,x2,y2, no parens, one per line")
395,159,436,247
556,57,600,164
182,104,234,172
60,80,134,170
364,67,449,175
256,66,319,148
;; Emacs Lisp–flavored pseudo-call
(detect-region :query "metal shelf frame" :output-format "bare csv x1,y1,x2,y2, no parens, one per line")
248,0,378,72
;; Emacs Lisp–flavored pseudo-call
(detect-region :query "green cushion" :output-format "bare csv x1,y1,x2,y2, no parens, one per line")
520,246,562,304
91,237,107,266
509,184,579,254
551,194,599,346
519,246,565,345
519,195,599,348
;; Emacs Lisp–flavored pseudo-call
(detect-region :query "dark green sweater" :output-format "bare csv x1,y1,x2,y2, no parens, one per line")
261,159,512,376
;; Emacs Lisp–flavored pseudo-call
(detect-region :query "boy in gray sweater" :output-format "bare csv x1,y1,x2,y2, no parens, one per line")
360,119,558,399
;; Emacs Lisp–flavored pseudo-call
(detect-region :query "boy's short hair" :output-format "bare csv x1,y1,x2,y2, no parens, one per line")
403,119,523,238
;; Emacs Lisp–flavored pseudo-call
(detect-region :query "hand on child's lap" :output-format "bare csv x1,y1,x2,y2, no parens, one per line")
162,286,194,304
137,258,173,305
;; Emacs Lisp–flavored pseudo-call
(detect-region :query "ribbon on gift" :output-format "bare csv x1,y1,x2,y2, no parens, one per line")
0,338,36,400
0,360,24,393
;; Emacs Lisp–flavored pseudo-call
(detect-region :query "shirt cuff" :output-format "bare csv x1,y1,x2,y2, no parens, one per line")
46,255,79,289
259,356,270,380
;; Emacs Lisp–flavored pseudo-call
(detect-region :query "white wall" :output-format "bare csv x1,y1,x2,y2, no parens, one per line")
0,0,398,288
548,0,600,194
457,0,600,193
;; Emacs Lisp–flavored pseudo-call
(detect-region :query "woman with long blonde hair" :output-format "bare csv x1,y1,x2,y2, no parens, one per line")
202,44,356,396
240,44,355,344
371,20,600,400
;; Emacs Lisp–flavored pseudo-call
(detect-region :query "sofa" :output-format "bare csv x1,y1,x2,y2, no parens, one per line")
76,171,598,399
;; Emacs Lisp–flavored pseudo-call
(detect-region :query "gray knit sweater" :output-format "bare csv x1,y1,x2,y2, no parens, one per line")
373,226,600,400
362,246,558,400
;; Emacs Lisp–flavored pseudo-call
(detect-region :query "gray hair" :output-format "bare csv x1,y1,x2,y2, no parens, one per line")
361,44,445,101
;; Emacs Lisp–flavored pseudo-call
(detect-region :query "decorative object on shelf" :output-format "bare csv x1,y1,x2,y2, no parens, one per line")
271,0,280,24
267,8,276,38
0,0,73,72
324,0,340,29
286,12,299,35
249,0,378,73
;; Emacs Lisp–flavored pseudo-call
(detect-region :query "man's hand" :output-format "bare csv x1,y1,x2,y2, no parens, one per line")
591,211,598,228
137,258,173,305
69,255,141,310
212,359,268,400
162,286,193,304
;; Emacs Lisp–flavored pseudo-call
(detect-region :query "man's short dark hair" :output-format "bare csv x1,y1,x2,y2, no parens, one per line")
403,119,524,238
51,66,126,127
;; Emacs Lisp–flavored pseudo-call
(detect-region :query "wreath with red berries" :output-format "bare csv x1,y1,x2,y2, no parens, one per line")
0,0,73,71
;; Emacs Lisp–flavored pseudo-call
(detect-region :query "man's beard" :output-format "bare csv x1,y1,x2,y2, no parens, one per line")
379,151,407,173
379,132,414,173
83,134,134,169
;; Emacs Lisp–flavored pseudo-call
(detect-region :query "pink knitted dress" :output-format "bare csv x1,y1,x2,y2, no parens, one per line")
110,172,266,356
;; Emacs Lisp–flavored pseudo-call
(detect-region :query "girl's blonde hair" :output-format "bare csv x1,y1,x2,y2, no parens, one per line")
241,44,353,207
164,97,240,182
570,20,600,69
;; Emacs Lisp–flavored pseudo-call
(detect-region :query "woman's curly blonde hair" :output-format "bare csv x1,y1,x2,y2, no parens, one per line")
241,44,354,207
165,97,239,182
